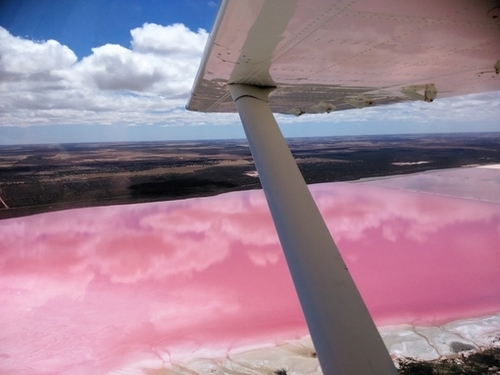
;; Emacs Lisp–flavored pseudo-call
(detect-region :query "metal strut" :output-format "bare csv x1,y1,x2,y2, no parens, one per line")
229,84,398,375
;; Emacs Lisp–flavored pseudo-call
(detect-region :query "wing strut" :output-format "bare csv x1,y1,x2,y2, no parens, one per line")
229,84,398,375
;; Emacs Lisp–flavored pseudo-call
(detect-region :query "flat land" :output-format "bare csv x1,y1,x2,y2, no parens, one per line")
1,133,500,219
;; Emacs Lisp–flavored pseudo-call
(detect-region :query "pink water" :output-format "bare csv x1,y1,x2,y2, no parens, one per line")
1,181,499,374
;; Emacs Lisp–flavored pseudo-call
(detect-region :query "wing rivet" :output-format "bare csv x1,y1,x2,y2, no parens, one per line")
487,5,500,19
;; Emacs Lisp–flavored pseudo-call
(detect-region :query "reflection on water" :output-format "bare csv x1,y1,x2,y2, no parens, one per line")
1,176,499,374
312,181,500,326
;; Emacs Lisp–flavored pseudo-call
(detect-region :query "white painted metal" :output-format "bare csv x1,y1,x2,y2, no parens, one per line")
187,0,500,115
229,84,398,375
187,1,500,372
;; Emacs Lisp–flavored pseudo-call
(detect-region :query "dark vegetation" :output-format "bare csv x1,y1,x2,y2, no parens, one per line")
269,347,500,375
129,176,238,198
398,348,500,375
1,133,500,219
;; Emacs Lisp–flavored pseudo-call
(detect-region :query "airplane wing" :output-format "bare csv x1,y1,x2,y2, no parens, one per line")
187,0,500,115
186,2,500,375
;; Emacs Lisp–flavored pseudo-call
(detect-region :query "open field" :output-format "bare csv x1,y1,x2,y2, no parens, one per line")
1,132,500,219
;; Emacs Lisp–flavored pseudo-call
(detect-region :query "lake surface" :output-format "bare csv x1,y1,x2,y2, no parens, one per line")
1,167,499,374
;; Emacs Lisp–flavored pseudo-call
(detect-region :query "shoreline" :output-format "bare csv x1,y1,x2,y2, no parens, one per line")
114,313,500,374
3,133,500,220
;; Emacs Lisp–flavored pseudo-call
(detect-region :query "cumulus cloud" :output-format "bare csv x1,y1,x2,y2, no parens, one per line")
0,27,77,79
0,24,209,127
79,44,165,92
131,23,207,56
276,90,500,127
2,24,498,133
75,23,208,95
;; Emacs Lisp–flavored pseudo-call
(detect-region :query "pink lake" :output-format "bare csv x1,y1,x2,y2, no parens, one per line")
1,167,499,374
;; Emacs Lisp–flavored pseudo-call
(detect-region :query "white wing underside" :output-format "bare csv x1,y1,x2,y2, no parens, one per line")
187,0,500,115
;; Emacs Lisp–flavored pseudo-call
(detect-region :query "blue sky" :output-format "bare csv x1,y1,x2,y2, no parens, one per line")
0,0,218,59
0,0,499,145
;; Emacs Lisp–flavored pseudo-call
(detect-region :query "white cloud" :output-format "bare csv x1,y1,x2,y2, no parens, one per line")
79,44,164,92
276,90,500,126
0,24,209,127
0,24,498,134
75,23,208,96
0,27,77,78
131,23,208,56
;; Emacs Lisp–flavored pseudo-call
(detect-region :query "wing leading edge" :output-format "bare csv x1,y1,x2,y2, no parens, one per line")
187,0,500,115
